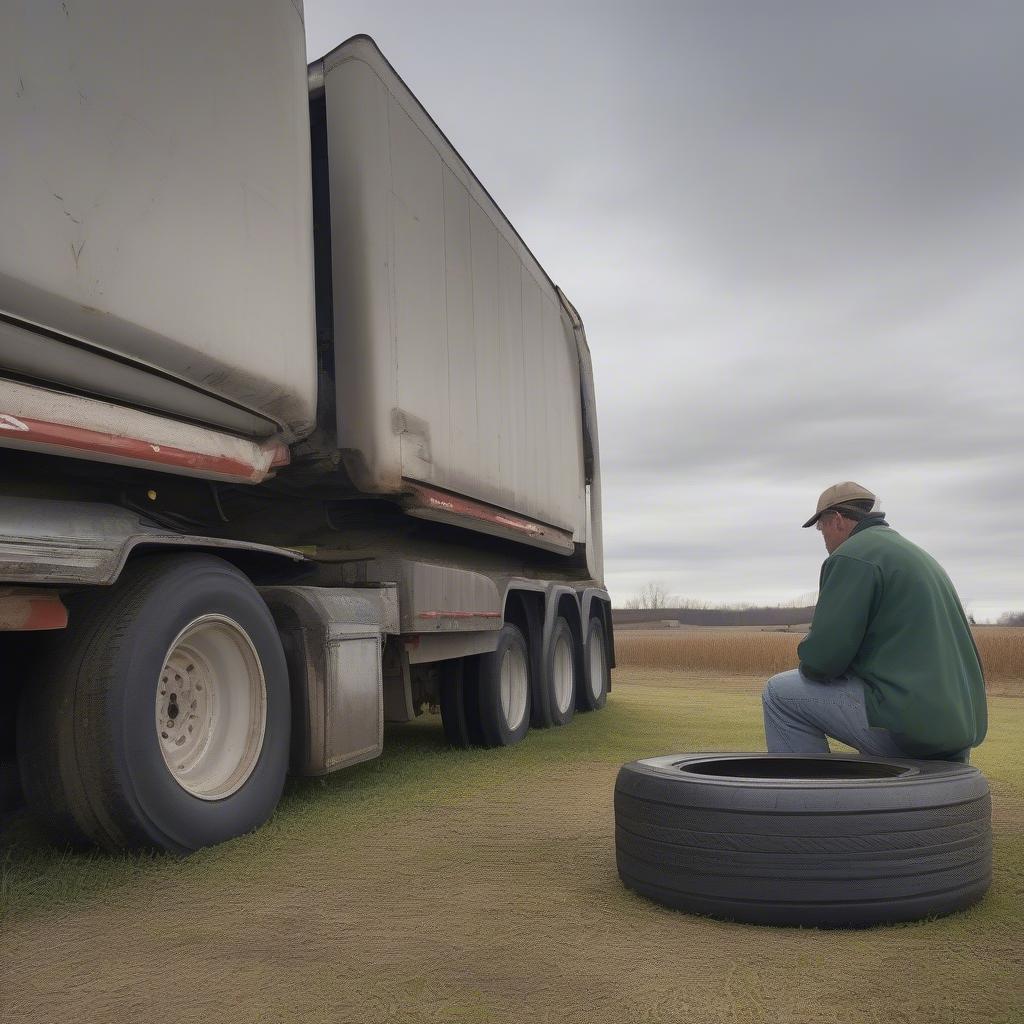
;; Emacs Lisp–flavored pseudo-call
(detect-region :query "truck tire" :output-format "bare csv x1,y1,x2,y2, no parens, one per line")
615,753,992,927
477,624,531,747
0,758,21,820
577,616,609,712
17,554,290,854
539,616,576,728
439,656,485,748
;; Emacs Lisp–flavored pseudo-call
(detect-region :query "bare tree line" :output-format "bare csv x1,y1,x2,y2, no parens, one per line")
620,581,1022,627
622,582,817,612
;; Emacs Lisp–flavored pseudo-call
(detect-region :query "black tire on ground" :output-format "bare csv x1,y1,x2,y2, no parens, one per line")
17,554,290,854
439,656,485,748
477,624,531,747
577,615,609,712
0,759,22,819
0,694,19,817
615,753,992,928
539,616,576,728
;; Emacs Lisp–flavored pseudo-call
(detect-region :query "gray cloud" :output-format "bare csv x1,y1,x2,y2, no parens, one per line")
306,2,1024,620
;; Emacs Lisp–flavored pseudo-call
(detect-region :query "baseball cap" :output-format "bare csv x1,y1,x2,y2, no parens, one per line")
802,482,879,528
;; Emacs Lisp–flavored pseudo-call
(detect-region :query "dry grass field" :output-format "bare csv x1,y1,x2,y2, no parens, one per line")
615,625,1024,694
1,668,1021,1024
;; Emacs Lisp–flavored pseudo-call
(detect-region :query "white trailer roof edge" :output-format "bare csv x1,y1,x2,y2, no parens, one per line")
308,34,576,316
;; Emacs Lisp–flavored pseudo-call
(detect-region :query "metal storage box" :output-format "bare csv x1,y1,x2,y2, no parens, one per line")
262,586,395,776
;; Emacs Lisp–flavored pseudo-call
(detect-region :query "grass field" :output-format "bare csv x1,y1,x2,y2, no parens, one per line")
1,665,1021,1024
615,625,1024,693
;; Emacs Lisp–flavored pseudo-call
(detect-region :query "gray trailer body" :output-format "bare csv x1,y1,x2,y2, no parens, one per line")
0,0,316,442
0,10,612,851
313,38,589,542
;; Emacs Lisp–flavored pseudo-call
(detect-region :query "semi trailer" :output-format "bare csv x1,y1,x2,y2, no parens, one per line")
0,2,612,853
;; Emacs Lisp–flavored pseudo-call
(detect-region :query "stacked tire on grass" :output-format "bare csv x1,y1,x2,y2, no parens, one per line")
615,753,992,927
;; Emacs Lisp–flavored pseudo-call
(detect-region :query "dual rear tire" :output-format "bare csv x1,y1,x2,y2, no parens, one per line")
17,555,289,854
580,616,609,712
540,614,609,724
439,610,609,748
440,624,531,749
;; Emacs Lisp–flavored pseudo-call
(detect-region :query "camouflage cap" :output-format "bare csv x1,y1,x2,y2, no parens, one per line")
802,481,879,528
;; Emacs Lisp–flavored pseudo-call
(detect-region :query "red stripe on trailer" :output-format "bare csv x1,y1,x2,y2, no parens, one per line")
0,591,68,631
413,610,497,618
0,413,289,482
403,482,573,550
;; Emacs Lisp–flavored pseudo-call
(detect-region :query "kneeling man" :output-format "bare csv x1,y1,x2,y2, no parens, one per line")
763,482,987,762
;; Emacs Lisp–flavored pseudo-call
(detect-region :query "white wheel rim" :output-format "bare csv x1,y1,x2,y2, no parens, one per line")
155,614,267,801
553,633,574,714
499,644,529,732
588,633,606,701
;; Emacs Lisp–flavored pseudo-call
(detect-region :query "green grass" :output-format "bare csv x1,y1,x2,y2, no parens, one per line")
0,675,768,923
1,671,1022,1024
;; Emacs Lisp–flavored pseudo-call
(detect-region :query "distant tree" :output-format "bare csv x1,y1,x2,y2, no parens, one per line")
625,582,670,610
997,610,1024,627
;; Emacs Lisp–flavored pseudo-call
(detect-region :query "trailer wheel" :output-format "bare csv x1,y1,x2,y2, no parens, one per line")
577,616,609,712
0,758,21,820
615,753,992,927
477,624,531,747
439,656,485,748
540,617,576,728
17,554,289,854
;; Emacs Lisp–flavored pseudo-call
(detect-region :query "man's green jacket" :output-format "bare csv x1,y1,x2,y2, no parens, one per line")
797,517,987,756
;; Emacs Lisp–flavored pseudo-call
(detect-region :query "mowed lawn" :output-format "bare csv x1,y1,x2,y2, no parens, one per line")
1,669,1022,1024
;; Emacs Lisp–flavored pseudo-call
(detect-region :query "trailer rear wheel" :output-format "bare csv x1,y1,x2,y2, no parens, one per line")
17,554,289,853
540,617,576,728
439,656,484,748
578,615,609,711
477,624,531,747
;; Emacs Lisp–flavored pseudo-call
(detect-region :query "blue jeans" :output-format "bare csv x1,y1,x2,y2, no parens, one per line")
761,668,970,762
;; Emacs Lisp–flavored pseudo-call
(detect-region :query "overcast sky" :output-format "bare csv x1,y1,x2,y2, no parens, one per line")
305,2,1023,621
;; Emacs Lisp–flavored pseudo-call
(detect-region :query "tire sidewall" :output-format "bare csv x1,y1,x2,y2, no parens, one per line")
615,752,992,926
579,616,608,711
105,558,290,852
479,625,531,746
545,618,576,727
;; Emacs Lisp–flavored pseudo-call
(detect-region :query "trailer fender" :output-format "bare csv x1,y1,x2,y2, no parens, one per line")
0,495,307,587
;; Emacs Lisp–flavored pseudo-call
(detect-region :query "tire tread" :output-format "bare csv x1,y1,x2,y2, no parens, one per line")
614,754,992,926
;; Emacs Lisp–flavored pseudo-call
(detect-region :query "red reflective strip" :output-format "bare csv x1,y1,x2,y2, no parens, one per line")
417,611,501,619
403,482,572,549
0,593,68,631
0,415,287,482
